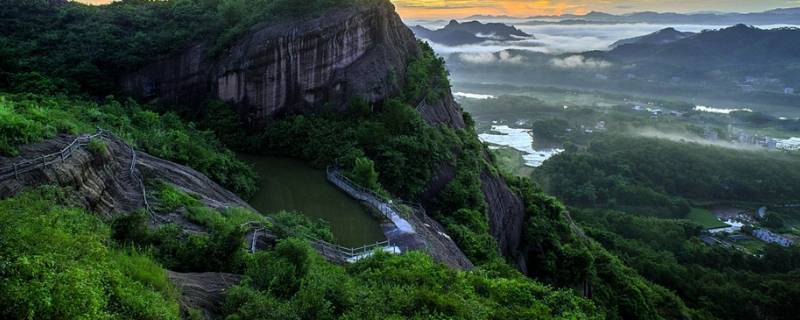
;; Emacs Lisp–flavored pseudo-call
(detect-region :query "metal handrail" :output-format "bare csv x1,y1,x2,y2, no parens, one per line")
0,129,105,180
308,235,393,260
0,128,167,223
326,166,430,222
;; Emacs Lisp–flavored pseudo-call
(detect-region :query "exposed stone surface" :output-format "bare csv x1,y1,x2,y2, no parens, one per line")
0,134,250,217
417,91,466,129
480,169,526,271
122,1,418,125
405,209,474,269
0,134,141,218
167,271,242,319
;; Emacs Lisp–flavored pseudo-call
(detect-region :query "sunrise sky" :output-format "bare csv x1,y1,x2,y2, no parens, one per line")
75,0,800,19
391,0,800,19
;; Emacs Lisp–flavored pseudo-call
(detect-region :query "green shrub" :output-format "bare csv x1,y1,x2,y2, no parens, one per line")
87,138,108,156
225,245,599,320
156,183,201,213
185,206,271,233
350,156,380,191
271,211,334,242
0,187,180,319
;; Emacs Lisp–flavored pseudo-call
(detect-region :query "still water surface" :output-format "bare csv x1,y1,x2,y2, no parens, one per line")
238,155,385,247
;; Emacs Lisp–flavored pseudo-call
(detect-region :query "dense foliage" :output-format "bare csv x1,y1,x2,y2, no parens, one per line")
224,238,600,320
106,182,600,319
527,132,800,319
0,93,257,197
574,208,800,320
0,0,380,95
0,187,180,319
535,135,800,218
506,177,691,320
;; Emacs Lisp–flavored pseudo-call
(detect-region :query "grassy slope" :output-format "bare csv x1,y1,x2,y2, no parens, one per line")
686,208,727,229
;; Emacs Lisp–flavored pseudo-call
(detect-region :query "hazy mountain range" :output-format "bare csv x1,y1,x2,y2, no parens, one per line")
410,20,532,46
467,7,800,25
610,27,695,48
595,24,800,72
445,24,800,106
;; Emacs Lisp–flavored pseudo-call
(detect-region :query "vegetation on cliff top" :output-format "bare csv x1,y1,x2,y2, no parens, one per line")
0,0,383,95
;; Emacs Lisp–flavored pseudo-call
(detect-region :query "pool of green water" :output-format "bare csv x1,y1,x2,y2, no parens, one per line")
238,154,385,247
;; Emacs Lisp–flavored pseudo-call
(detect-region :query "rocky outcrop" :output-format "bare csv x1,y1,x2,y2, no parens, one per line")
406,210,474,269
480,169,526,271
417,91,466,129
0,134,141,217
167,271,242,319
0,134,250,217
123,1,418,125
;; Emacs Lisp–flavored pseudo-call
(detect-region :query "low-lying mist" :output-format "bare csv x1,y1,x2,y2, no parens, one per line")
413,22,797,55
632,127,763,151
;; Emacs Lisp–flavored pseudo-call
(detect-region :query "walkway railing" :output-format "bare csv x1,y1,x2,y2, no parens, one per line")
309,236,395,262
326,166,432,225
327,167,411,221
241,220,395,262
108,131,162,222
0,129,105,181
0,128,163,222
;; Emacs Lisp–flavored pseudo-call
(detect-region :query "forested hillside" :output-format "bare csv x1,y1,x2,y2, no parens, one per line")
534,135,800,320
0,1,722,319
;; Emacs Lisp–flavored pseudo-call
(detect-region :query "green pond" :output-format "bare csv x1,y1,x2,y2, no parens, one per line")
238,155,385,247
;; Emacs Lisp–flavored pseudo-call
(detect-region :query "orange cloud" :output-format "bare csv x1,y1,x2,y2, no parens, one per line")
392,0,590,19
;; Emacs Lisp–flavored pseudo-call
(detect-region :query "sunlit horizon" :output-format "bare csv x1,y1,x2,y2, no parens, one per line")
74,0,800,20
391,0,798,20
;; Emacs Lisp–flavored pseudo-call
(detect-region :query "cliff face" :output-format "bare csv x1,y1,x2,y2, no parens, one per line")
479,169,526,270
123,2,418,125
123,0,526,274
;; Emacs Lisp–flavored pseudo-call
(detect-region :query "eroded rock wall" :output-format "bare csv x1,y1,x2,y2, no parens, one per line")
123,2,418,125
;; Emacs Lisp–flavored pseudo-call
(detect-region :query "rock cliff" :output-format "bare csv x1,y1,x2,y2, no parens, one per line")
123,1,418,125
122,0,527,274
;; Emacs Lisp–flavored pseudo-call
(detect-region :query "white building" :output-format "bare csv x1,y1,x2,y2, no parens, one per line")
785,87,795,95
753,229,794,247
777,137,800,151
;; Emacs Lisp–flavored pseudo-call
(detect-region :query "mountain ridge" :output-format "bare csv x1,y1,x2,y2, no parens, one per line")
465,7,800,25
409,19,532,46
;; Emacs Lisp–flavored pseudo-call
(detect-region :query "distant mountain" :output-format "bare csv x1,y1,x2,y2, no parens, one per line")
468,8,800,25
447,24,800,104
599,24,800,69
410,20,533,46
464,14,517,20
611,27,696,48
409,25,483,46
766,8,800,15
